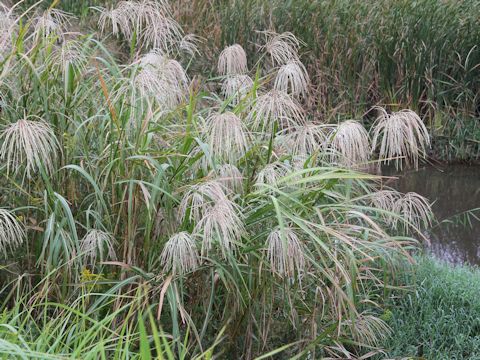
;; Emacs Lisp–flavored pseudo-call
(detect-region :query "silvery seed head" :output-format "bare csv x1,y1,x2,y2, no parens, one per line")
80,229,116,265
48,39,89,73
0,4,16,57
369,189,402,209
195,198,245,258
255,161,292,187
369,189,403,224
371,108,430,170
345,313,391,347
213,164,244,194
33,8,73,40
179,34,201,57
0,209,25,257
247,90,305,133
218,44,248,75
160,232,199,275
274,60,310,99
283,123,332,156
0,119,60,179
221,74,254,106
179,180,231,223
259,31,300,66
98,1,182,53
205,112,249,164
393,192,433,231
134,50,189,108
142,17,183,52
330,120,370,168
266,226,305,278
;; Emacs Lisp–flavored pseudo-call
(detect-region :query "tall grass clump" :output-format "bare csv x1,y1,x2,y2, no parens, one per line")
173,0,480,161
0,1,435,358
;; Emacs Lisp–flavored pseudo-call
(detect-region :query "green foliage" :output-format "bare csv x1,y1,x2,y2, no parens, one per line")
382,256,480,359
174,0,480,161
0,280,225,359
14,0,480,161
185,0,480,107
0,1,441,358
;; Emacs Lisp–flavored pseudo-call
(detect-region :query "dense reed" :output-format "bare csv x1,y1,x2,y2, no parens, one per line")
17,0,480,160
0,1,440,358
173,0,480,160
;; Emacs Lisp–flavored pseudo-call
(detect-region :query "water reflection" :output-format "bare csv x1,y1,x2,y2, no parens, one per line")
383,164,480,265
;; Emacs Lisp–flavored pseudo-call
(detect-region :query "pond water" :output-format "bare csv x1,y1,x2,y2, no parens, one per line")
384,164,480,265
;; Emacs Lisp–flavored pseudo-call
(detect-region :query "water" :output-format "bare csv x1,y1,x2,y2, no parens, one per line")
384,164,480,265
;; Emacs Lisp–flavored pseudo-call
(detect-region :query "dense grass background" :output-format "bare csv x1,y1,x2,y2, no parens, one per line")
2,1,479,358
17,0,480,161
383,256,480,359
179,0,480,161
1,1,433,357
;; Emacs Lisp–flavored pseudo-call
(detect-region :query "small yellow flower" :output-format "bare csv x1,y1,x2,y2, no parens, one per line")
80,267,103,282
380,309,393,322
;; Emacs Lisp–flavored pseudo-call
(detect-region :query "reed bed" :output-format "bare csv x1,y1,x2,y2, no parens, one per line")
18,0,480,160
173,0,480,160
0,1,438,358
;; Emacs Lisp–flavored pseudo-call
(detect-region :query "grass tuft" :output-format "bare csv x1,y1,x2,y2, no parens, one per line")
382,256,480,359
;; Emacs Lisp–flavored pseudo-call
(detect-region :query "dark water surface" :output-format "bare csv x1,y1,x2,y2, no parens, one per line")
384,164,480,265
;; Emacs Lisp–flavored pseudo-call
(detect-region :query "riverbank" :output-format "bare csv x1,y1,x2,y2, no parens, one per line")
381,256,480,358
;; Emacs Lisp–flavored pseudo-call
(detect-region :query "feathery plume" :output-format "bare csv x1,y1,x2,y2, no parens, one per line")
80,230,116,265
248,90,305,132
369,190,433,231
98,0,171,32
213,164,244,193
153,57,188,93
138,48,165,67
371,108,430,170
206,112,249,164
178,180,230,223
142,17,184,52
0,119,60,178
255,161,291,187
195,199,245,258
270,134,296,159
0,209,25,256
368,189,403,225
394,192,433,231
218,44,248,75
266,226,305,278
97,0,182,53
274,60,310,98
160,232,199,275
33,8,73,39
344,314,390,347
0,4,16,57
48,39,89,73
179,33,201,57
259,31,300,66
134,50,189,108
98,4,131,37
330,120,370,167
369,189,402,211
283,123,331,156
221,74,254,105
